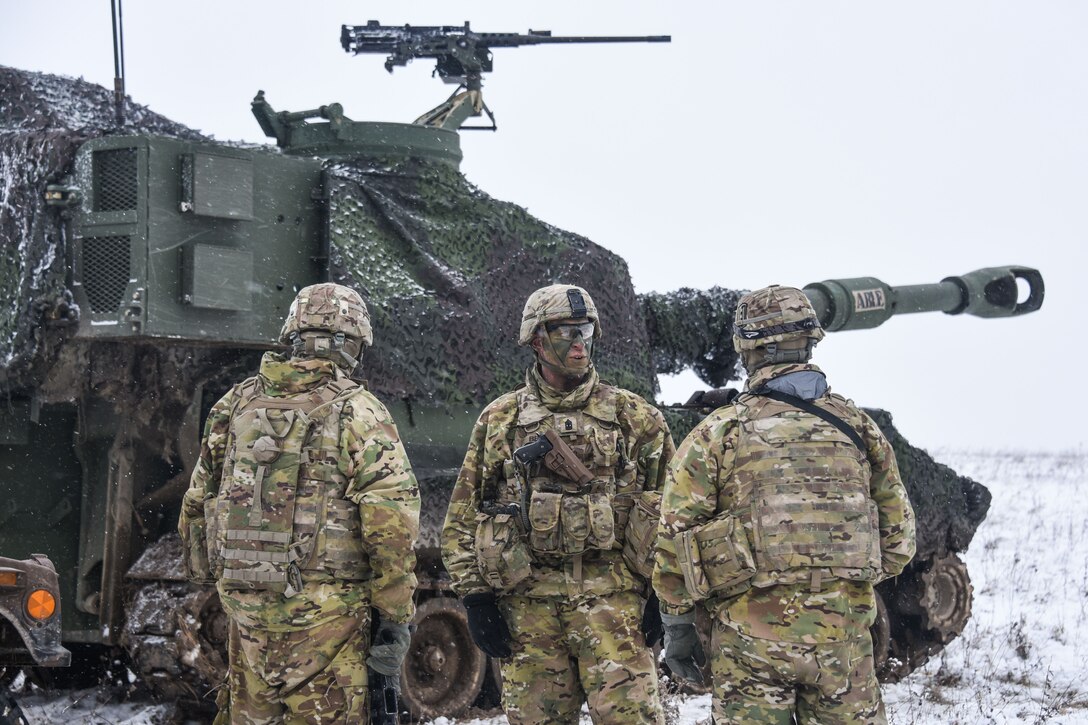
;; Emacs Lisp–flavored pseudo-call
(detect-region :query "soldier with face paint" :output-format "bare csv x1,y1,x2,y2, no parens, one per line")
441,284,674,725
653,284,916,725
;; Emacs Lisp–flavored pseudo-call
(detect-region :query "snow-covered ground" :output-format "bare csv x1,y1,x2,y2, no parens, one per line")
9,450,1087,724
882,450,1088,725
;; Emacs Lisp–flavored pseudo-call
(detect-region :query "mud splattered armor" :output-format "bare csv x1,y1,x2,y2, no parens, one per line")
442,363,673,725
179,350,419,724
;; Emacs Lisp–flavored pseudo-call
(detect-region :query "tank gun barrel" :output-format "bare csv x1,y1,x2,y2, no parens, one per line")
804,265,1045,332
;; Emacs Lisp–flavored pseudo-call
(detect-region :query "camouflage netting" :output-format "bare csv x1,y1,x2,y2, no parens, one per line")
640,286,746,388
326,159,655,405
1,67,745,406
0,66,206,391
866,408,991,560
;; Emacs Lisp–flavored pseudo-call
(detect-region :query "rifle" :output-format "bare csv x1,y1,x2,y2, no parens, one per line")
368,624,401,725
340,21,670,130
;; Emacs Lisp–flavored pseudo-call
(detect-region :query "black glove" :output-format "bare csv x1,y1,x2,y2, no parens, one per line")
462,592,513,658
661,610,706,684
641,591,664,647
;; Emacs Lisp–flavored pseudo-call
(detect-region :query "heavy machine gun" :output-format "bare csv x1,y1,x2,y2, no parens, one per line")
340,20,670,129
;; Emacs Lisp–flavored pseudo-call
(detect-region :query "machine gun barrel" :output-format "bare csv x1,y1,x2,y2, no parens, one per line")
478,33,672,46
803,265,1044,331
341,21,669,56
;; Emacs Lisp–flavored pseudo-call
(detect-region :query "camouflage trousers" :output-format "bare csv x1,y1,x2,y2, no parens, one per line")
710,620,886,725
214,608,371,724
497,590,664,725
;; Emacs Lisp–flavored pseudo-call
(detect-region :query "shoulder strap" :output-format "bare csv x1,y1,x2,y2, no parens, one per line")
230,378,261,415
308,381,364,421
751,388,867,453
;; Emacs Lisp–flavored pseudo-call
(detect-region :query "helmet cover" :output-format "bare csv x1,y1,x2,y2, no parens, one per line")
518,284,601,345
732,285,825,352
279,283,373,348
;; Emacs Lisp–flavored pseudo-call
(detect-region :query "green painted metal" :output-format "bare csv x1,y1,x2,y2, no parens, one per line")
71,135,325,345
804,266,1045,332
252,92,463,164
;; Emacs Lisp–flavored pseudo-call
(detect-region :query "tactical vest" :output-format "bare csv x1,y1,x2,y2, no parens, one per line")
732,393,881,582
206,375,368,594
503,385,638,560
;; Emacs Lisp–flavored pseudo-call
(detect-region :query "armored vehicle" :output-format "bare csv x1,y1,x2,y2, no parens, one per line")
0,24,1044,717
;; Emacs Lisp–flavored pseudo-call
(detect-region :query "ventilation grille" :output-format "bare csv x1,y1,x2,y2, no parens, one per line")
82,236,131,313
92,148,138,212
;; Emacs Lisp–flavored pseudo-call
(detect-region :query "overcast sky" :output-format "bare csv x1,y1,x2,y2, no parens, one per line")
2,1,1084,451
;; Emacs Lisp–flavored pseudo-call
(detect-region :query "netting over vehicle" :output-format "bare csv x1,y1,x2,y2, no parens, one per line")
326,158,654,404
640,286,746,388
0,66,206,390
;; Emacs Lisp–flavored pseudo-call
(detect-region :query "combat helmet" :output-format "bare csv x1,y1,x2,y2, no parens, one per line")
733,285,825,369
279,283,373,368
518,284,602,345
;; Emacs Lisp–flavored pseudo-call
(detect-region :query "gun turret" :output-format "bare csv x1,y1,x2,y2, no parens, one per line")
340,21,670,130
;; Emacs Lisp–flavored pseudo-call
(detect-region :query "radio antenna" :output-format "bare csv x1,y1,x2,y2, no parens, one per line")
110,0,126,127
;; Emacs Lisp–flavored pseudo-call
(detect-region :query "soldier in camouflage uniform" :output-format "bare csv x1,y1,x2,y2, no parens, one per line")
654,285,916,725
441,284,673,725
178,283,420,724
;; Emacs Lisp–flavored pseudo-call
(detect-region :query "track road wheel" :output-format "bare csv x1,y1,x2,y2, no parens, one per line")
400,596,487,719
918,553,973,644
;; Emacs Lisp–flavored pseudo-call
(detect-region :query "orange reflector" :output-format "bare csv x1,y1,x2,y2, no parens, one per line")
0,571,17,587
26,589,57,620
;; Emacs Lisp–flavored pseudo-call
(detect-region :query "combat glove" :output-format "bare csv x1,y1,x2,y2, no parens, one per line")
641,591,664,647
367,615,412,676
462,592,513,658
661,610,706,685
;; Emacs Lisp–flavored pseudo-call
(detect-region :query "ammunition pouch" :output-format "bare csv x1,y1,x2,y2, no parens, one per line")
528,490,615,557
676,515,757,602
205,496,225,580
474,512,533,592
620,490,661,580
184,496,216,584
321,497,368,580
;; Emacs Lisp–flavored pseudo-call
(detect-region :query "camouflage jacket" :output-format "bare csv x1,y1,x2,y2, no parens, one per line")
179,352,420,630
654,363,916,643
442,366,675,601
